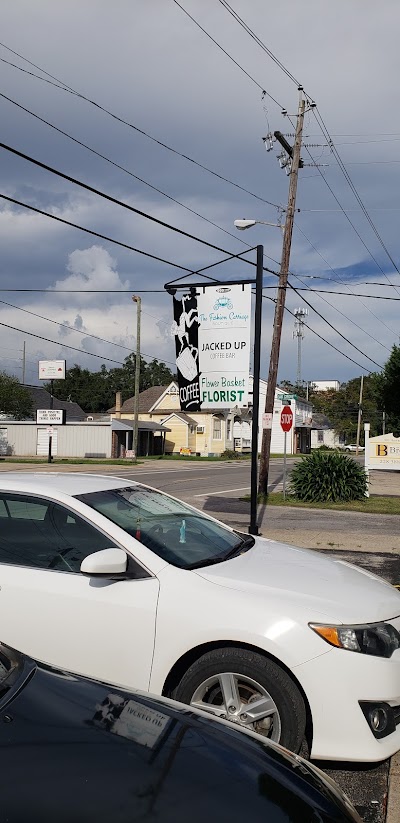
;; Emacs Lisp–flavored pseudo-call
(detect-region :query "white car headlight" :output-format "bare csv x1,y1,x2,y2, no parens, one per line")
309,621,400,658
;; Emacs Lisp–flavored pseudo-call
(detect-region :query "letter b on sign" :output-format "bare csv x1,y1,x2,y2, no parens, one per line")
376,444,388,456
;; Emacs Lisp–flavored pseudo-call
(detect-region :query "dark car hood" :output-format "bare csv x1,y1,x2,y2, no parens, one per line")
0,652,360,823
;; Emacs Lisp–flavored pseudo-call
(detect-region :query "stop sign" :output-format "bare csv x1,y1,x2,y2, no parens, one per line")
280,405,293,432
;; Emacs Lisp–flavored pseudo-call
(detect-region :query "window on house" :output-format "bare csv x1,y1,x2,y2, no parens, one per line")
212,417,222,440
227,418,232,440
317,430,324,444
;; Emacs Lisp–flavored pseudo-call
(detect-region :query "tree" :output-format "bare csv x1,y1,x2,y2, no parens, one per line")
46,355,177,413
0,372,33,419
378,344,400,435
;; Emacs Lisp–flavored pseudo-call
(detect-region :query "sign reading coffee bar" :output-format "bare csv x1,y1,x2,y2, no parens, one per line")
172,284,251,411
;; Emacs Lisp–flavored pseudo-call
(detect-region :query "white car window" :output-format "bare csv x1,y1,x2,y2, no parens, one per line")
0,493,118,573
77,486,253,570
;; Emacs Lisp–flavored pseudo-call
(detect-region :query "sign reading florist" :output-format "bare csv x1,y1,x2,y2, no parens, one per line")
172,284,251,411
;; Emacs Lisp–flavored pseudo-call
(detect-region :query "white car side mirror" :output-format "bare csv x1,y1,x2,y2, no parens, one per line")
81,548,128,576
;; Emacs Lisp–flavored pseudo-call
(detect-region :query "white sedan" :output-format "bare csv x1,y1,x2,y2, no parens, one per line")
0,471,399,763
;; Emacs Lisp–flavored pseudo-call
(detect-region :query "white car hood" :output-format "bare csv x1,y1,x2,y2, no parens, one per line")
195,538,400,624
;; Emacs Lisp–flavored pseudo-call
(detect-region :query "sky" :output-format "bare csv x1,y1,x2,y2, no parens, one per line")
1,0,400,390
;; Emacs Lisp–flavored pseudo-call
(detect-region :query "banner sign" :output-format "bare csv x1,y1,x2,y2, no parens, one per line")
172,284,251,411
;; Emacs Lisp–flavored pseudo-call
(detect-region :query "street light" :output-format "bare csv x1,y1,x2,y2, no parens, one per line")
234,219,284,231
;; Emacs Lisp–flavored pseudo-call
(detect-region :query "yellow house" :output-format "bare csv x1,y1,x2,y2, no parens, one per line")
109,382,236,456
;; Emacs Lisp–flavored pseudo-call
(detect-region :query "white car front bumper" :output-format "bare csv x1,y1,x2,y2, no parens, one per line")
295,646,400,761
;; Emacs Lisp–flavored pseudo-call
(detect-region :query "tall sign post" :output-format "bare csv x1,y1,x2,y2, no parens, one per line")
38,360,66,463
280,404,293,500
166,245,264,535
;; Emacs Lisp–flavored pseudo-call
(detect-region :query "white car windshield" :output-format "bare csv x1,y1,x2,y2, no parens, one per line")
76,486,253,569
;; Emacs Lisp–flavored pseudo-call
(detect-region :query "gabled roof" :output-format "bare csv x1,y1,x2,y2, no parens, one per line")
311,412,333,430
24,385,85,421
108,382,178,414
161,412,198,426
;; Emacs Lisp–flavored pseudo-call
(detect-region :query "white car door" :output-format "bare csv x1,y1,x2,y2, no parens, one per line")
0,491,159,691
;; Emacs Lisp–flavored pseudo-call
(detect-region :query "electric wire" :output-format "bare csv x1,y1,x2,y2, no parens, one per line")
293,221,396,342
171,0,282,105
0,46,280,209
0,320,177,368
0,190,386,368
210,4,400,301
0,92,276,251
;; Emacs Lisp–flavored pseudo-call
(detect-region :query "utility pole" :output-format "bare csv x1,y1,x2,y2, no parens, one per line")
132,295,141,460
355,374,364,456
21,341,26,385
293,307,308,385
259,89,307,495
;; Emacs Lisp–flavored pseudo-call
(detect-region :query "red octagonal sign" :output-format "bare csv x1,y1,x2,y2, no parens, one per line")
280,405,293,432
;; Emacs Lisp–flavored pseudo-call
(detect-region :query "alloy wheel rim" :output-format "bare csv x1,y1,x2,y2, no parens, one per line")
189,671,281,742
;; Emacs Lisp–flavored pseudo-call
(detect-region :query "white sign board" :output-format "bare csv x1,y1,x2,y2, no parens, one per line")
197,285,251,409
262,413,273,430
366,432,400,471
38,360,66,380
37,409,65,425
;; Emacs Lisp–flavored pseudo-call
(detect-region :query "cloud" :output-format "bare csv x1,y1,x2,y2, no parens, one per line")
1,0,400,386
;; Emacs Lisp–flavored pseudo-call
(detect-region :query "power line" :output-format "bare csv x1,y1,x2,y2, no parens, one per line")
311,108,400,295
0,45,280,210
0,92,275,251
171,0,282,105
0,190,387,369
206,5,400,301
216,0,301,86
285,282,384,369
293,222,397,339
0,194,193,274
0,319,177,368
1,141,281,279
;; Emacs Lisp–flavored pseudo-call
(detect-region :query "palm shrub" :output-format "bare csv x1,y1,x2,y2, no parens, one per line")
289,450,368,502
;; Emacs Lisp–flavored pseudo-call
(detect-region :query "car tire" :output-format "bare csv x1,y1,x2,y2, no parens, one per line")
172,647,306,752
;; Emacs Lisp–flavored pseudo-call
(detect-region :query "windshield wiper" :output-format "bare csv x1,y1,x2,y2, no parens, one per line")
188,535,255,570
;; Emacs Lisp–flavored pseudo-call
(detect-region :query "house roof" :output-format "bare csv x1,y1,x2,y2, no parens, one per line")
161,412,198,426
112,419,171,432
311,412,333,430
24,385,86,421
108,384,177,414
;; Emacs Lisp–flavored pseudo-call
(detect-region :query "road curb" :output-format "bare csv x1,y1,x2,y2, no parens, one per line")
386,751,400,823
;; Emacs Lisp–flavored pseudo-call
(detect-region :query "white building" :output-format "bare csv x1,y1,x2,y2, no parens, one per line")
233,378,312,455
311,380,340,392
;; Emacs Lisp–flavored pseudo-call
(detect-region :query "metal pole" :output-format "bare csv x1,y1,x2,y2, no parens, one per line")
258,91,306,495
383,409,386,435
249,245,263,535
47,378,53,464
364,422,370,497
283,431,287,500
132,295,141,461
22,341,26,385
356,374,364,456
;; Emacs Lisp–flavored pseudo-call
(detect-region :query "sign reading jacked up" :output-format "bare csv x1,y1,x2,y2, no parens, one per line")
172,284,251,411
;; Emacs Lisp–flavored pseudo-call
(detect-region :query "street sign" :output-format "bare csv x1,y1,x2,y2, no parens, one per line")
262,412,272,430
278,393,297,401
280,405,293,432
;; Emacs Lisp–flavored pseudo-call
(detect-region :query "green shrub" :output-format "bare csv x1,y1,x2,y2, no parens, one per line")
289,450,368,502
221,449,239,459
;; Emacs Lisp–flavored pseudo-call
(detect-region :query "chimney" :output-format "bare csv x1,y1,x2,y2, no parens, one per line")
115,391,122,419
